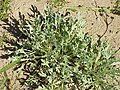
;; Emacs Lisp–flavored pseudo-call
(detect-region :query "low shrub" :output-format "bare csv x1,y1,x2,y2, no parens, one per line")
7,6,120,90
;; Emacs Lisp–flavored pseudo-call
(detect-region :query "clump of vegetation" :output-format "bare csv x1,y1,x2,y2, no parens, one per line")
0,0,10,20
111,0,120,15
2,6,120,90
49,0,66,8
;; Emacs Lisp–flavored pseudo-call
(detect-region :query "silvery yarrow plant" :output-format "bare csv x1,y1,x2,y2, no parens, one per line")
9,6,120,90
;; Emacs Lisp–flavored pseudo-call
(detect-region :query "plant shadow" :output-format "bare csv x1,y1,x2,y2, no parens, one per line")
0,5,41,59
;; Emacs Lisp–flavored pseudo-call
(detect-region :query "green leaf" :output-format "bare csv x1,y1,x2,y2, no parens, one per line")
0,57,20,74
